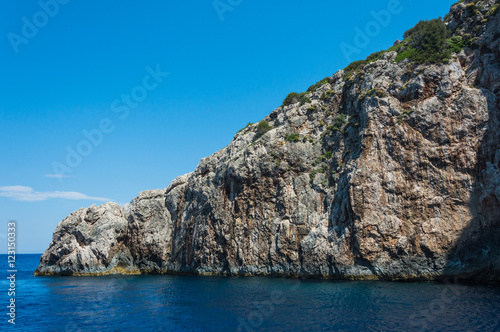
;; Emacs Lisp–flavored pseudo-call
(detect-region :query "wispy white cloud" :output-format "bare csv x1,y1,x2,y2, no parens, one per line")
0,186,112,202
44,174,71,179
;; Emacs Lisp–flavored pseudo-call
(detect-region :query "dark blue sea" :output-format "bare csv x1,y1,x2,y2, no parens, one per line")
0,254,499,331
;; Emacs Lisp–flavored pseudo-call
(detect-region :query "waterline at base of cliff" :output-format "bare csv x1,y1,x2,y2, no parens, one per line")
10,255,500,331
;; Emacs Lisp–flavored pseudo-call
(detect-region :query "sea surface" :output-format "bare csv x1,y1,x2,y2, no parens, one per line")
0,254,499,331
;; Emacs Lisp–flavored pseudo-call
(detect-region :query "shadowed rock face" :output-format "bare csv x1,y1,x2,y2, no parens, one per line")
35,0,500,281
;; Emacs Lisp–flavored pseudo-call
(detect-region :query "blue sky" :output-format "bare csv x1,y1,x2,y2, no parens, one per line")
0,0,456,254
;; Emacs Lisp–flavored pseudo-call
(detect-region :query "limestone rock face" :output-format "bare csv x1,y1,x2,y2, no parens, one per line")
35,0,500,280
35,190,170,275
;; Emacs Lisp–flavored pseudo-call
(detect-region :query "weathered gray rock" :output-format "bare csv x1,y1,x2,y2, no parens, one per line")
35,189,170,275
35,0,500,281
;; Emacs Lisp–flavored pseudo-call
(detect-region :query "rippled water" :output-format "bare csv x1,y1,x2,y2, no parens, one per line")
1,254,499,331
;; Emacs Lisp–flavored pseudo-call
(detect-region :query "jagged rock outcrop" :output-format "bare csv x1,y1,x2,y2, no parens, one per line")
35,0,500,281
35,189,170,275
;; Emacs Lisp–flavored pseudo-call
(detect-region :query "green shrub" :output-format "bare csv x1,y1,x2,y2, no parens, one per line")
312,155,325,166
309,173,315,184
343,50,385,78
324,151,333,159
334,114,347,127
321,90,335,101
338,17,467,83
395,47,417,62
343,60,368,79
321,114,347,137
255,120,272,138
326,114,348,133
386,42,404,54
283,92,299,106
301,94,312,105
487,4,499,16
307,77,330,92
344,59,367,73
282,92,311,107
446,35,465,53
286,133,300,142
365,50,386,62
401,19,451,64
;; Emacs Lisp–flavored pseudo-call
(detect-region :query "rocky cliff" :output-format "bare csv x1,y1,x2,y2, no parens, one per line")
35,0,500,281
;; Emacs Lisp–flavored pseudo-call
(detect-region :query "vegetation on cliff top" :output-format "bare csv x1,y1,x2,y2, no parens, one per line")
341,0,491,77
255,120,272,139
282,92,311,107
278,3,480,112
343,17,474,74
242,0,491,138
